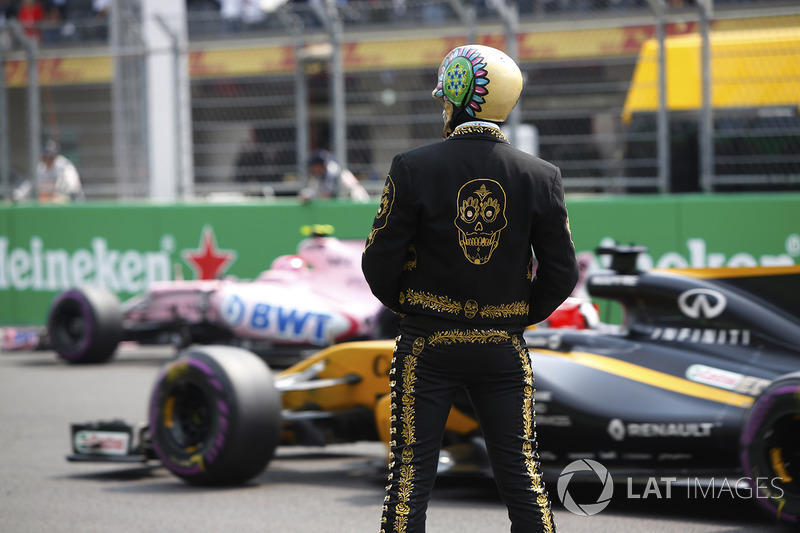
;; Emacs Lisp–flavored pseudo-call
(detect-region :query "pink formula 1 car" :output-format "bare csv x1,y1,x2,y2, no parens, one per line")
45,228,596,365
46,231,399,365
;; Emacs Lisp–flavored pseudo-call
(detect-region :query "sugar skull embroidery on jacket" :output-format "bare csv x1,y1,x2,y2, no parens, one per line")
365,175,395,251
454,179,507,264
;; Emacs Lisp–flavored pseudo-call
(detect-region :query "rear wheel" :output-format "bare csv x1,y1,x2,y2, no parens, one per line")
148,345,281,485
740,372,800,526
47,286,122,364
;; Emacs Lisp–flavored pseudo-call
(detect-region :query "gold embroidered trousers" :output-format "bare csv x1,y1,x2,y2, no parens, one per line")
380,316,556,533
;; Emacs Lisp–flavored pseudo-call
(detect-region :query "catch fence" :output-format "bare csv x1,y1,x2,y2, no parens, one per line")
1,0,798,201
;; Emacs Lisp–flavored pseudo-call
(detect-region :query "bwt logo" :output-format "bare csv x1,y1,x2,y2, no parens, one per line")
678,289,727,319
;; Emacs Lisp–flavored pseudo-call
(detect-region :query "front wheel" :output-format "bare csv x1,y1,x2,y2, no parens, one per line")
148,345,282,486
740,372,800,526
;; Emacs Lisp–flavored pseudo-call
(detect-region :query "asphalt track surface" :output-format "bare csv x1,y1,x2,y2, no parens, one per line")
0,345,790,533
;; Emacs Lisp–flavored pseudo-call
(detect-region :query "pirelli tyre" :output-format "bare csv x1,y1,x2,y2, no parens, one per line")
148,346,282,486
740,371,800,527
47,286,123,364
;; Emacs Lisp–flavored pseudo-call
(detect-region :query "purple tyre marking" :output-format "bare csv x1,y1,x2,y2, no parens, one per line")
741,384,799,446
53,290,95,361
741,395,775,446
150,356,231,477
188,358,215,377
741,380,800,523
773,385,800,396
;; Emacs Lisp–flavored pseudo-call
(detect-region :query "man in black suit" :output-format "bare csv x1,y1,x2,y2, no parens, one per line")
363,44,578,533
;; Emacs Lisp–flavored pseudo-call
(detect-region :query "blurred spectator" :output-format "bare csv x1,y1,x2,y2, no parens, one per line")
300,149,369,203
18,0,44,41
49,0,75,38
0,0,17,22
50,0,68,19
92,0,110,18
219,0,266,32
0,0,17,48
41,3,63,44
13,140,84,203
89,0,109,40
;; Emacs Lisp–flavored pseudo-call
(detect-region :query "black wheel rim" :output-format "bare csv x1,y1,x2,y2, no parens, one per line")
164,382,213,450
51,300,87,352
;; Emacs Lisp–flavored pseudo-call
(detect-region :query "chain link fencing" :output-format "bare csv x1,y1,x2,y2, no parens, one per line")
1,0,798,201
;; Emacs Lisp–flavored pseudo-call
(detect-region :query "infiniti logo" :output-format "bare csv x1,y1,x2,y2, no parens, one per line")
678,289,727,319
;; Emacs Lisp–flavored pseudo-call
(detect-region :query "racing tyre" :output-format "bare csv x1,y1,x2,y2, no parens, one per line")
47,286,122,364
149,345,282,486
740,371,800,527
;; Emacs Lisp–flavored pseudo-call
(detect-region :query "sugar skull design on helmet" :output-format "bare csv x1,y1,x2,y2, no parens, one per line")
432,45,523,138
454,179,507,265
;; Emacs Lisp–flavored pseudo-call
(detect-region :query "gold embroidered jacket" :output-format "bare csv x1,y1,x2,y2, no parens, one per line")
362,125,579,327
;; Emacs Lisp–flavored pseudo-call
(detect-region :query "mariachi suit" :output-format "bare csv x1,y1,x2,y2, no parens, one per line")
362,121,579,533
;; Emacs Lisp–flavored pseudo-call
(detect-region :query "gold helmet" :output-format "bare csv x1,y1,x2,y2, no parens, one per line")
432,44,523,138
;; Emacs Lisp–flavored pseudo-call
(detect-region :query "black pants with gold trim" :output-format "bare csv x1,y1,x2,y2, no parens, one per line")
380,317,556,533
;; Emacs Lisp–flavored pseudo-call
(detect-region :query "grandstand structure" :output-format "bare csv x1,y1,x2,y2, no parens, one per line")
1,0,798,200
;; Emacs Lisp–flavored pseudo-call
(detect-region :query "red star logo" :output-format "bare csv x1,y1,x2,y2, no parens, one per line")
183,226,236,280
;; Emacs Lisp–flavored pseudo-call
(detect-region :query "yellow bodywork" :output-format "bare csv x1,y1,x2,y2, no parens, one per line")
654,264,800,279
622,28,800,122
278,340,479,444
280,340,396,413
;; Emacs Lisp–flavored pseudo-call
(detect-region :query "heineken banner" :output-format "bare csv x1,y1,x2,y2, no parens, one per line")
1,194,798,325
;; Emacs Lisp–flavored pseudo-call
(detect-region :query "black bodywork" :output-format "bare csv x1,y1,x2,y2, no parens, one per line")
526,247,799,474
505,246,800,529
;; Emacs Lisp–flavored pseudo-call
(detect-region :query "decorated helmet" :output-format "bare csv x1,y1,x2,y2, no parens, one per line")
432,44,523,138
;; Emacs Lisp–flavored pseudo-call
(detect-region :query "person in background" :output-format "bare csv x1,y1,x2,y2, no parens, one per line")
219,0,266,32
0,0,17,22
301,149,370,203
14,140,84,203
17,0,44,40
0,0,17,48
89,0,110,40
41,2,63,44
362,44,579,532
91,0,109,18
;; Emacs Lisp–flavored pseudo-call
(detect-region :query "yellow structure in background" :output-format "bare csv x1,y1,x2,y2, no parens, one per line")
623,28,800,122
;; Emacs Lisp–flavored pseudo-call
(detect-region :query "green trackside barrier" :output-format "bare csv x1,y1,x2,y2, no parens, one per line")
1,193,798,325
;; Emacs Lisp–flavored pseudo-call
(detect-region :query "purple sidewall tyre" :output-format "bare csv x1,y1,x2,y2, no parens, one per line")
148,345,281,486
739,372,800,526
47,286,122,364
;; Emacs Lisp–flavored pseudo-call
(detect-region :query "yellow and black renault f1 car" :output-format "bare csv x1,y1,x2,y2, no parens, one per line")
67,246,800,526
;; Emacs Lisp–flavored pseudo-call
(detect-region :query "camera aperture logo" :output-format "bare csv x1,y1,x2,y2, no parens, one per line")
557,459,614,516
556,459,787,518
